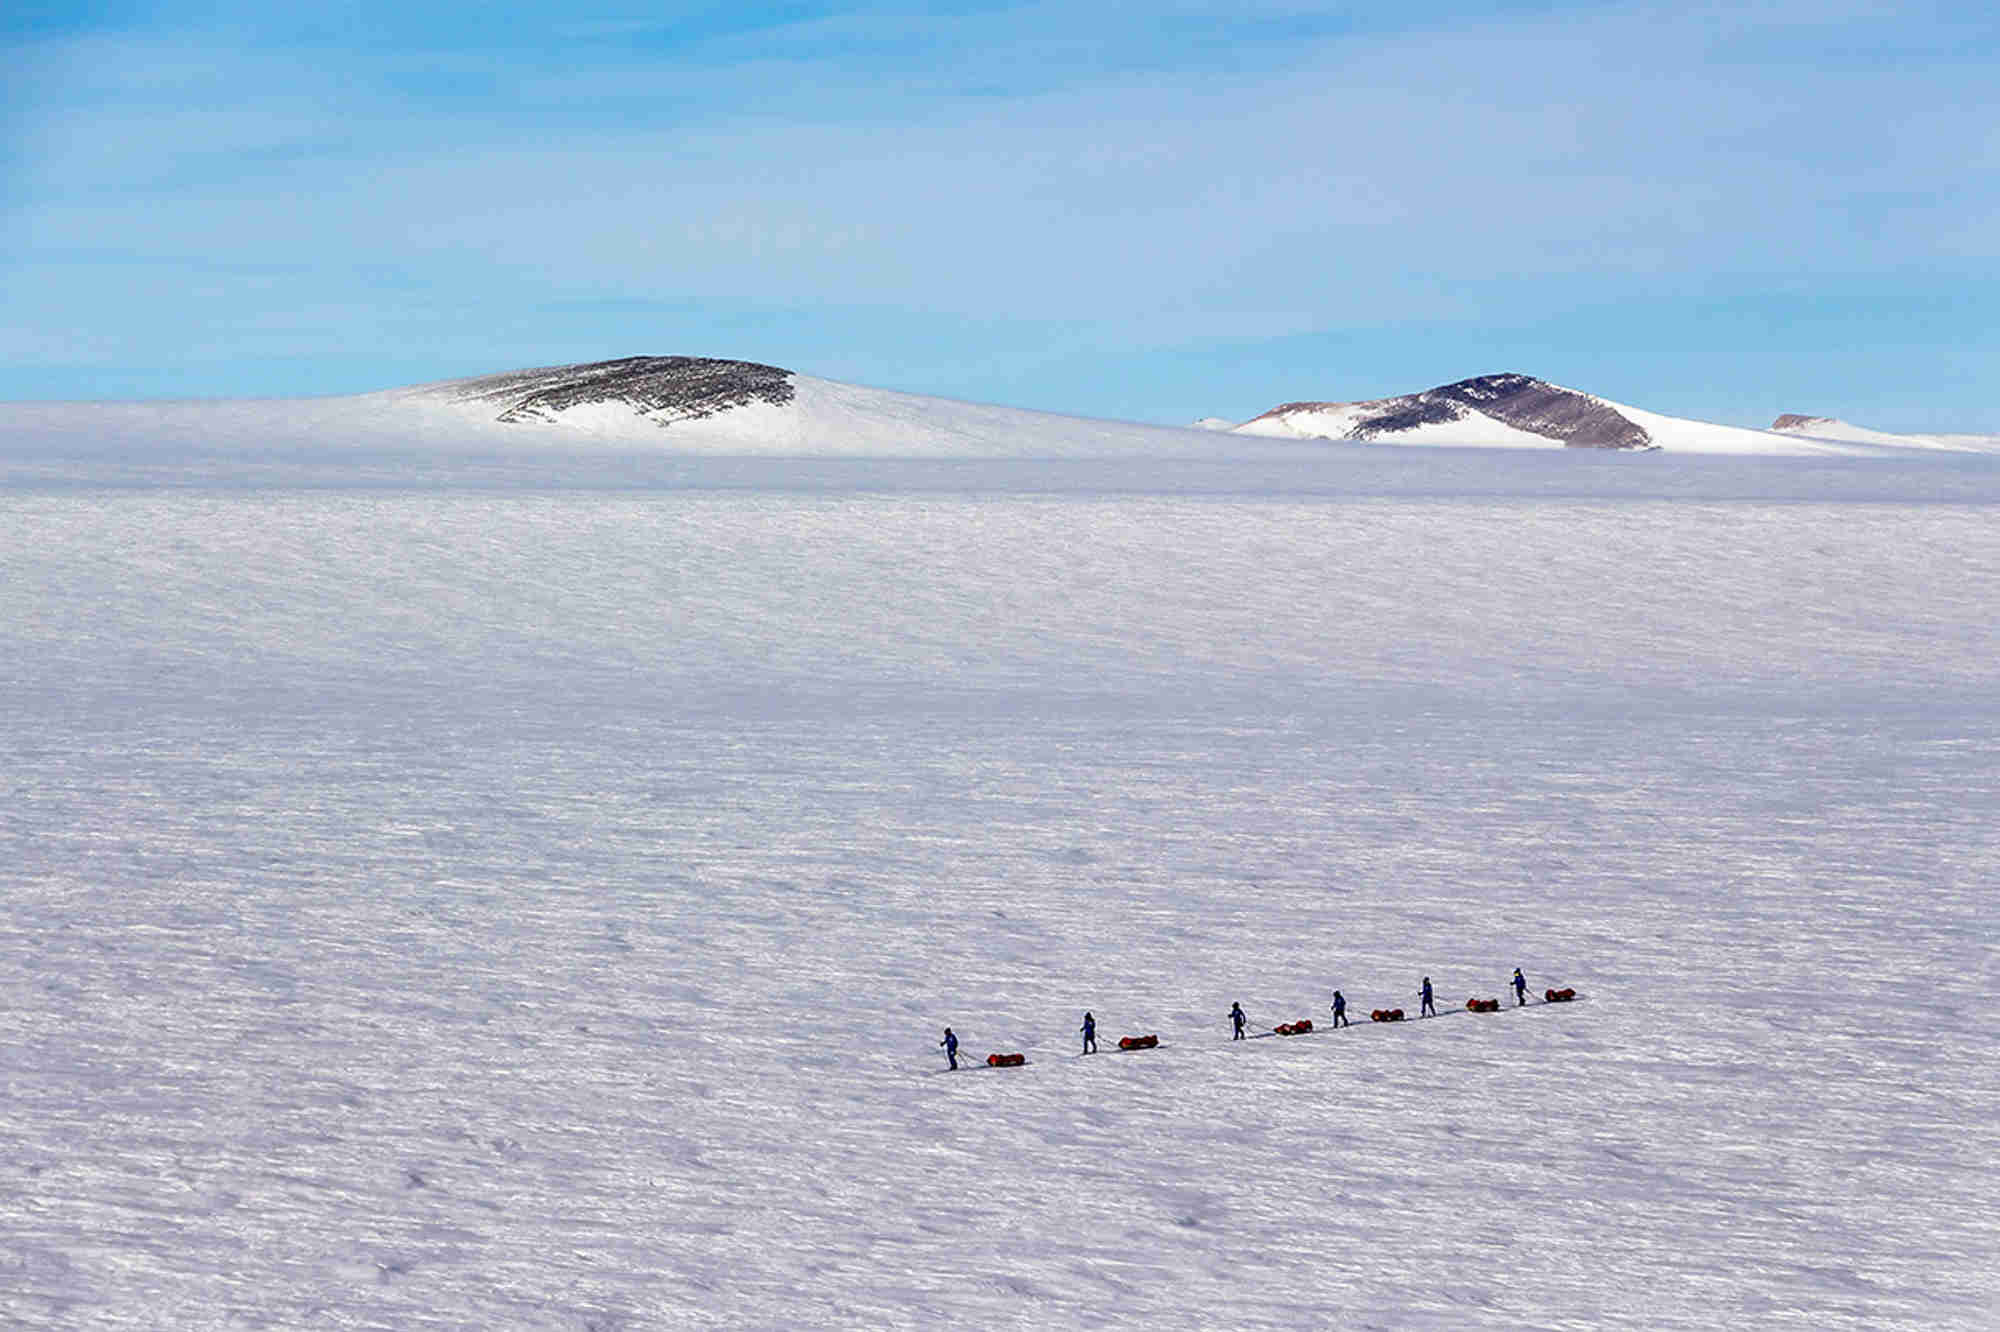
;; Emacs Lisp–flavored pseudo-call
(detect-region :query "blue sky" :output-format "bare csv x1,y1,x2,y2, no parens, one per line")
5,1,1996,430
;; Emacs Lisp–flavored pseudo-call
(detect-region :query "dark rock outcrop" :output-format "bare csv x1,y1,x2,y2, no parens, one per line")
441,356,794,428
1357,373,1653,449
1771,414,1834,432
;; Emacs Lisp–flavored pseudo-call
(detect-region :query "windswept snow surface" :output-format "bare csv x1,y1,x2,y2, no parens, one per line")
3,435,1999,1329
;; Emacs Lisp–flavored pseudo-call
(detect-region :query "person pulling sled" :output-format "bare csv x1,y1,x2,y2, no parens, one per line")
1080,1011,1097,1054
1330,990,1349,1027
940,1027,959,1070
1420,976,1436,1018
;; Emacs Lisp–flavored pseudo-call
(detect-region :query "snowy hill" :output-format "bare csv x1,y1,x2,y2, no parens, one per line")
1770,412,2000,453
1224,372,1984,456
1234,372,1656,450
0,356,1311,462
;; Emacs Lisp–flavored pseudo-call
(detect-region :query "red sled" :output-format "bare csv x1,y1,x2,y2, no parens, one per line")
1117,1034,1159,1051
986,1052,1026,1067
1274,1019,1314,1035
1466,998,1500,1013
1371,1008,1406,1022
1544,988,1576,1003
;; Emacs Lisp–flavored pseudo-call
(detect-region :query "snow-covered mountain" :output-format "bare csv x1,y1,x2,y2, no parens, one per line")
1226,372,1999,456
1233,372,1657,450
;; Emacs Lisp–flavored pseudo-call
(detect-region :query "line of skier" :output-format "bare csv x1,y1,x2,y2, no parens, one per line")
943,968,1543,1068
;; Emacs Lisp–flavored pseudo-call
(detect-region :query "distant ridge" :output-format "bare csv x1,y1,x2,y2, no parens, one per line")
8,358,1992,460
1769,412,2000,453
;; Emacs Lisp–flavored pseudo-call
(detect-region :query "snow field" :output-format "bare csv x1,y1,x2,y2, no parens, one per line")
2,453,1997,1329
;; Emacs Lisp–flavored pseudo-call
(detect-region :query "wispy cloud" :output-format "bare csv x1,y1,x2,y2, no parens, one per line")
5,1,1997,427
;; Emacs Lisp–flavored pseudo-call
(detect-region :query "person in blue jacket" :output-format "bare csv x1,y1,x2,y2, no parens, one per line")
940,1027,959,1070
1230,1002,1247,1040
1420,976,1436,1018
1513,968,1528,1007
1330,990,1349,1027
1080,1011,1097,1054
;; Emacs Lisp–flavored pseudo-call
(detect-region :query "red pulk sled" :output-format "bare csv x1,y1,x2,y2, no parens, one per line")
1544,988,1577,1003
986,1052,1027,1067
1273,1018,1315,1035
1466,998,1501,1013
1117,1034,1159,1050
1371,1008,1406,1022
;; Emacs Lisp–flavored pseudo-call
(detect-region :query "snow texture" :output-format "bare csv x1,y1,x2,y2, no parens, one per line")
1,380,1998,1330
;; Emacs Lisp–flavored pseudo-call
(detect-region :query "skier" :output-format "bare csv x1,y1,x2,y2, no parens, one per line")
1420,976,1436,1018
1513,967,1528,1007
1230,1002,1247,1040
940,1027,959,1070
1080,1011,1097,1054
1330,990,1348,1027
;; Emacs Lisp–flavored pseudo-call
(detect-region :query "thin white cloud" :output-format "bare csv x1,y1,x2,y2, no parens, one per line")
5,0,1996,407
